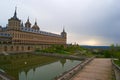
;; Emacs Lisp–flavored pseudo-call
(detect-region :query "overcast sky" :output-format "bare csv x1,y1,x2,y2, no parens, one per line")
0,0,120,46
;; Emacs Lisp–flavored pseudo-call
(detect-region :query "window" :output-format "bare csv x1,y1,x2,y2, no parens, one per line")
28,46,30,50
4,46,7,51
10,46,13,51
22,46,24,51
16,46,19,51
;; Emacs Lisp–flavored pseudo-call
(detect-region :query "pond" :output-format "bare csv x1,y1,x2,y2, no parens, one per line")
0,55,81,80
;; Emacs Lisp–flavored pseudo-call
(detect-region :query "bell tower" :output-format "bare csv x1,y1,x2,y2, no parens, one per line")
8,7,21,30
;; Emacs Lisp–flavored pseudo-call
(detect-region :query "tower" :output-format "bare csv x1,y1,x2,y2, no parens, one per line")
0,25,2,31
61,27,67,38
25,17,31,28
8,7,21,30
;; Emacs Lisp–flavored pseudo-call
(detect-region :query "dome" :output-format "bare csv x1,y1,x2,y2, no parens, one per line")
32,21,40,30
25,17,31,28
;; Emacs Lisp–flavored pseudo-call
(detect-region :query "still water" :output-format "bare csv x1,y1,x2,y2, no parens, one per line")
0,55,81,80
18,59,81,80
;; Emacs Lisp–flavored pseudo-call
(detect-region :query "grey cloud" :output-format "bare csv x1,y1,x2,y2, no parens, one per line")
0,0,120,45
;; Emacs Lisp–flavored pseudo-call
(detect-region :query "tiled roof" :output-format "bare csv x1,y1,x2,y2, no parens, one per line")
20,27,62,37
0,33,12,37
0,26,62,37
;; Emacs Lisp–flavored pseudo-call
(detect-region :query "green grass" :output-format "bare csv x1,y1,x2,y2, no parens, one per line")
114,60,120,67
36,45,94,57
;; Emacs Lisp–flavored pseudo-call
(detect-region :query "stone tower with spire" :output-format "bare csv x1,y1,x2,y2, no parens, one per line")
8,7,21,30
61,28,67,44
61,28,67,38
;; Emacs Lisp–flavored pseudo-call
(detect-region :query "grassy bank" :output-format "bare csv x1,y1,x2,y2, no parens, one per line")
36,45,95,57
114,60,120,67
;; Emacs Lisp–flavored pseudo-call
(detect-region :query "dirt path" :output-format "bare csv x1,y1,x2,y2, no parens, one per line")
71,58,112,80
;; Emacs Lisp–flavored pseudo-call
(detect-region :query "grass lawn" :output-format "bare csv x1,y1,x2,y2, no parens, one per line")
114,60,120,67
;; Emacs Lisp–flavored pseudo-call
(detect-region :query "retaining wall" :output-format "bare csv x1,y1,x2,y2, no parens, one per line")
54,57,95,80
0,71,15,80
37,53,86,60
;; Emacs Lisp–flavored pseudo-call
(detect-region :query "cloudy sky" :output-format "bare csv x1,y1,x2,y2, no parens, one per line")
0,0,120,46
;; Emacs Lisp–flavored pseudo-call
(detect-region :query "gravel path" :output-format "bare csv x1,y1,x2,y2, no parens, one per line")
71,58,112,80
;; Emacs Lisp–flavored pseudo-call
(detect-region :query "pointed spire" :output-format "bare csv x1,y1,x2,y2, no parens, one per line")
35,18,37,25
27,16,29,22
13,7,17,18
32,18,40,30
61,26,66,37
63,26,65,32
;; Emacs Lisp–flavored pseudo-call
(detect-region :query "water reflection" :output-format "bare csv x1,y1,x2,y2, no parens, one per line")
0,55,81,80
60,59,66,67
18,59,80,80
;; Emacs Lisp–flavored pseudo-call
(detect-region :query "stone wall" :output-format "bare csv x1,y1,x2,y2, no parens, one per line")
6,30,66,45
0,44,51,53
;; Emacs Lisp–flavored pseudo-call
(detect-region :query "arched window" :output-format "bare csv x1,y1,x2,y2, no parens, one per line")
28,46,30,50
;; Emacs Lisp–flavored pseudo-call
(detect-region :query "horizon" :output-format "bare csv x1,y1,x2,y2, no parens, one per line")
0,0,120,46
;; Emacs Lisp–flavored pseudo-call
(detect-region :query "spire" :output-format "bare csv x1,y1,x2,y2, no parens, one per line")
13,7,17,18
9,6,20,21
63,28,65,32
27,16,29,22
61,26,66,38
21,21,23,27
35,19,37,25
32,19,40,30
25,17,31,28
63,26,65,32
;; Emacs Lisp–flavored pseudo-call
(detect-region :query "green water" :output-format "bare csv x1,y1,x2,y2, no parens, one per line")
18,59,80,80
0,55,81,80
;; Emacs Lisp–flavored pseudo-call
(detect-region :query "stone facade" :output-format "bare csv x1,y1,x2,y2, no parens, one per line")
0,8,67,53
0,44,51,53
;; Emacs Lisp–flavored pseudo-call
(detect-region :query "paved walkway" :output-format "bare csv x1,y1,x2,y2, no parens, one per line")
71,58,112,80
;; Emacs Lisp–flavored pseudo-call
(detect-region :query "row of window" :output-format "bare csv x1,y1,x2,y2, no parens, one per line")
3,46,31,51
12,33,65,41
9,21,20,27
13,40,65,44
